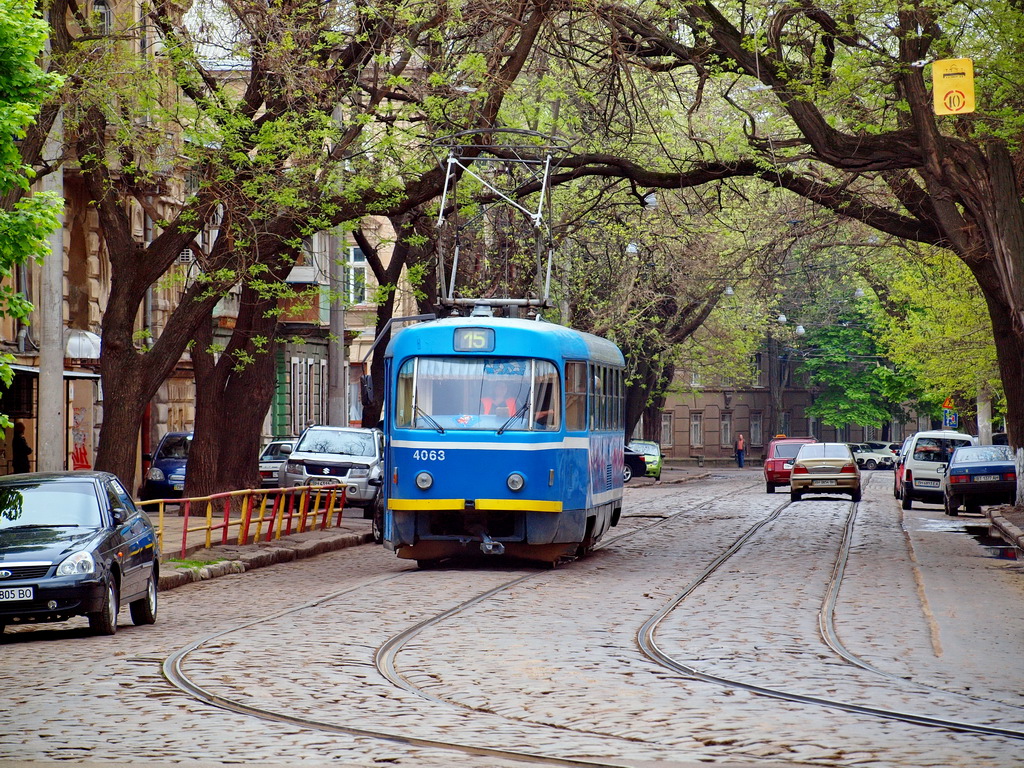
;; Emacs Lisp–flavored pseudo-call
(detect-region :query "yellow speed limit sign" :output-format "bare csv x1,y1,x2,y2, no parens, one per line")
932,58,975,115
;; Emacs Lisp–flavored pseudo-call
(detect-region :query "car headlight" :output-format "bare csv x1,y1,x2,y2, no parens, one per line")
57,551,96,576
348,467,369,479
507,473,525,492
145,466,166,482
285,461,304,474
415,471,433,490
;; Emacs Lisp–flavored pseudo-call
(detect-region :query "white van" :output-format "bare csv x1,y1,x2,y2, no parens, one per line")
896,429,976,509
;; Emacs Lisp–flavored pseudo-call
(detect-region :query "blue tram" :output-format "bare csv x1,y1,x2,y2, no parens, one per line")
381,313,626,566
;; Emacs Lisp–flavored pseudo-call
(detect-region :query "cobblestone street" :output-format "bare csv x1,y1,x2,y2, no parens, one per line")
2,470,1022,768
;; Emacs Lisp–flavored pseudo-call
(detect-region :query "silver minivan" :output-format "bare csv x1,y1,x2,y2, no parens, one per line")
278,427,384,509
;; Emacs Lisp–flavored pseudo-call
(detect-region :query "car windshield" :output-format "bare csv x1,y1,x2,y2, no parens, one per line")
0,482,102,529
628,441,659,456
297,430,375,457
797,444,851,460
396,356,561,431
157,434,191,460
953,445,1013,463
913,437,973,462
772,443,806,459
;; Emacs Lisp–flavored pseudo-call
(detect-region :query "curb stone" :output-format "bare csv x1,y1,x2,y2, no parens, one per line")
988,508,1024,558
158,531,374,591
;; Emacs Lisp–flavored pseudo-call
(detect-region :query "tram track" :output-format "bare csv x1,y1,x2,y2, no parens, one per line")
161,476,1024,768
162,484,766,766
637,474,1024,742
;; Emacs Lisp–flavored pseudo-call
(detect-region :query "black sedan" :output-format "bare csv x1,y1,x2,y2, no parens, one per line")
623,445,647,483
941,445,1018,516
0,471,159,635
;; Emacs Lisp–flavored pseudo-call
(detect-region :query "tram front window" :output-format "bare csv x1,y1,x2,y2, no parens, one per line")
396,357,561,431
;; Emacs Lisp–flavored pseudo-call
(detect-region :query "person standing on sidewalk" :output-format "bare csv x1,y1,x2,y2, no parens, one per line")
734,433,746,468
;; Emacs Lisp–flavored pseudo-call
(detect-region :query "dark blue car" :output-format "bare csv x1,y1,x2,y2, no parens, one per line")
0,471,159,635
941,444,1018,516
141,431,192,500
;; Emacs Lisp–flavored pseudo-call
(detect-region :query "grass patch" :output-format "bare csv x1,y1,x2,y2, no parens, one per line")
166,557,225,568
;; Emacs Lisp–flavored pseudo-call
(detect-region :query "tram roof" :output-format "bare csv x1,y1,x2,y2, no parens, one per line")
384,316,624,367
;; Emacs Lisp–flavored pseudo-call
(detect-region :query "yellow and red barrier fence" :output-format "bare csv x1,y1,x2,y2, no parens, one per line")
139,484,347,559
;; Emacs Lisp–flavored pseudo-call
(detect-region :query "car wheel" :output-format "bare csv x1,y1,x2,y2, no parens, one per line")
88,577,119,636
766,481,775,493
944,494,959,517
371,495,384,545
851,488,863,502
901,486,912,510
865,459,877,470
129,571,158,626
790,489,802,502
654,472,661,481
623,465,633,483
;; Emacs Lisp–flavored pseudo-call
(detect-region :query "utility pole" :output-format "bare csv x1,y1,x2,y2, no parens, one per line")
327,242,347,426
38,109,65,471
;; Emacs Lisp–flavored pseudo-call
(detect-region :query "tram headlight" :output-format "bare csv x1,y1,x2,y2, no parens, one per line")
415,471,433,490
507,472,525,492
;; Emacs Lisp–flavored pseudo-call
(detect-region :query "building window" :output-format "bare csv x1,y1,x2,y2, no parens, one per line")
720,412,733,447
690,412,704,448
781,411,791,437
750,412,763,446
808,415,820,440
690,370,701,387
661,412,673,447
754,353,765,388
348,246,367,304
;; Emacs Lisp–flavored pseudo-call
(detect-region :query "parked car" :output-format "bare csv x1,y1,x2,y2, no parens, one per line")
789,443,862,502
627,440,663,480
140,431,192,500
863,440,899,456
941,444,1018,516
895,429,976,509
279,427,384,510
0,471,159,635
623,445,648,483
847,443,895,470
763,436,817,493
258,440,294,488
892,435,914,498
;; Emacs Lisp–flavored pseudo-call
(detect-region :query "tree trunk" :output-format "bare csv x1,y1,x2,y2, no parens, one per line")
186,287,281,498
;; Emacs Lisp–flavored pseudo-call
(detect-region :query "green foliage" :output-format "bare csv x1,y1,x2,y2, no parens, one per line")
871,247,1000,413
797,313,916,429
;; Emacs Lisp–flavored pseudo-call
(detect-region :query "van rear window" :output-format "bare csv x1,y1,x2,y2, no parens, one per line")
913,437,972,462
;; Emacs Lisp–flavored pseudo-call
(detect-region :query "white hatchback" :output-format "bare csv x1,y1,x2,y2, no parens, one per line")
897,429,976,509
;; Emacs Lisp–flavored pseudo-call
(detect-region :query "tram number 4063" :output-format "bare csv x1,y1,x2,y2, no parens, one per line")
412,449,446,461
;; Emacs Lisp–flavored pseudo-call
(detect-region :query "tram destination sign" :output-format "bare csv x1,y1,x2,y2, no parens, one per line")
453,327,495,352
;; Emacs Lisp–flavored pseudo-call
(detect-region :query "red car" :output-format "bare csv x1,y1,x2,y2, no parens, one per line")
764,437,817,493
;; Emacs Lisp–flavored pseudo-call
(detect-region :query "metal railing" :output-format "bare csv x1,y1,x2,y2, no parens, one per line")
139,484,347,559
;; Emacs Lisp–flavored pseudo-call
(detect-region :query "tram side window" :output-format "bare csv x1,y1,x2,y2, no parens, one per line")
565,361,587,431
587,364,624,431
533,363,561,431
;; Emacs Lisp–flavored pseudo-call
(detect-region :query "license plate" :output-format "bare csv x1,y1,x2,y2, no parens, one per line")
0,587,33,602
975,474,1000,482
812,479,838,486
308,477,340,486
916,479,940,488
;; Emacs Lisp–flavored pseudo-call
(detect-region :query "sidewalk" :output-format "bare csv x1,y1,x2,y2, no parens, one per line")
988,505,1024,559
155,507,375,592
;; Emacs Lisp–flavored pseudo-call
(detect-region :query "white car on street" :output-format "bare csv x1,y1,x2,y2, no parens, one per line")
278,427,383,510
847,443,895,470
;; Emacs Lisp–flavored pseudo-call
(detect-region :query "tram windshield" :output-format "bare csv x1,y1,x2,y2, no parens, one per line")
396,357,561,431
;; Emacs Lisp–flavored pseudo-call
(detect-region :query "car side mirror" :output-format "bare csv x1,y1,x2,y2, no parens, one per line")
280,444,292,455
142,453,152,462
111,507,129,524
939,463,947,474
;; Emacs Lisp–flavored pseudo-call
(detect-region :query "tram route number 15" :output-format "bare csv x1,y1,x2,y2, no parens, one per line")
413,449,446,461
